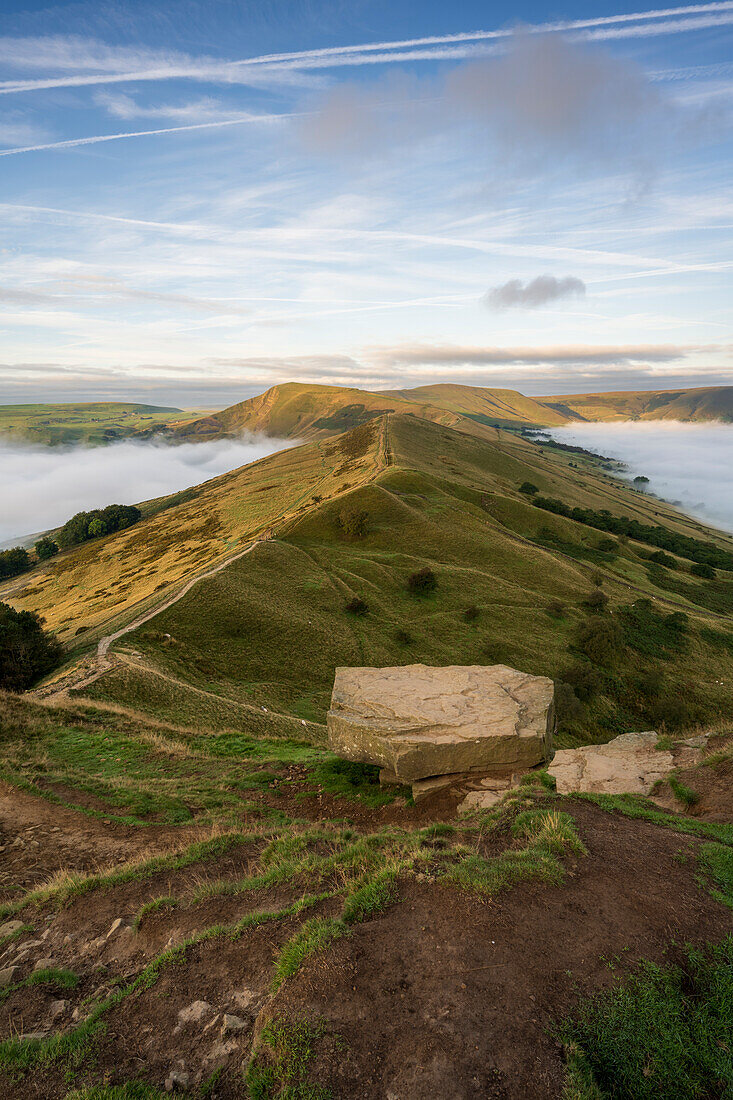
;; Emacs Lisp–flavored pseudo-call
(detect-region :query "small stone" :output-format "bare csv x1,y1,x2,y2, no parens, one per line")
177,1000,213,1025
19,1031,48,1042
459,789,505,812
231,989,255,1011
164,1069,190,1092
0,921,24,939
221,1013,246,1034
33,957,57,971
0,966,20,987
48,999,68,1020
106,918,131,939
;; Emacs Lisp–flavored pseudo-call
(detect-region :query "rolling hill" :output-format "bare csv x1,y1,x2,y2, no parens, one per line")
174,382,733,445
0,402,200,446
7,410,733,747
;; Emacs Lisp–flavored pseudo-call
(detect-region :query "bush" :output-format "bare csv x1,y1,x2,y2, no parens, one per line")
407,567,437,596
0,602,63,691
555,681,585,724
395,629,413,646
463,605,480,622
691,562,716,579
57,503,140,548
577,617,624,666
546,599,565,618
583,589,608,612
562,662,601,702
338,508,368,539
344,597,368,616
519,482,539,495
0,547,30,580
34,538,59,561
649,550,678,570
597,537,618,554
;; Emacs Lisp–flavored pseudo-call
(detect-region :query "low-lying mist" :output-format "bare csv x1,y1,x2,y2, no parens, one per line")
551,421,733,535
0,435,293,544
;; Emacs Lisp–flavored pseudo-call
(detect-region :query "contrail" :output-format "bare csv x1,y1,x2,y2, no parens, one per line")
0,112,300,157
0,2,730,95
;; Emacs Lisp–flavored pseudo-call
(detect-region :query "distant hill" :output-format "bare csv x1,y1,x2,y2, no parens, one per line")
0,401,191,446
175,382,733,443
537,385,733,423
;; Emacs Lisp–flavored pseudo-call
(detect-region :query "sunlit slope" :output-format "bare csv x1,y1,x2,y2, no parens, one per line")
383,383,571,426
174,381,473,441
0,422,387,642
82,414,733,741
0,402,192,446
539,386,733,423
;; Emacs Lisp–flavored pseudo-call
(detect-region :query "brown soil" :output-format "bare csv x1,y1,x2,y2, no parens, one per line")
654,748,733,823
0,793,730,1099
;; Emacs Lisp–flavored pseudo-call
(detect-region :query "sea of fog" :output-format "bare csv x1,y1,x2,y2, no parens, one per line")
0,435,293,545
549,421,733,536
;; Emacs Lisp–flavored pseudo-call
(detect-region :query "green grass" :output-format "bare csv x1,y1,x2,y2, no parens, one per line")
66,1086,169,1099
0,402,188,447
132,896,179,930
698,843,733,907
668,774,700,808
272,918,346,990
246,1015,330,1100
561,938,733,1100
573,792,733,846
0,967,78,1005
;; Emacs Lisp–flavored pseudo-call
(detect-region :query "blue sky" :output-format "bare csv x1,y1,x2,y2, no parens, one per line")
1,0,732,406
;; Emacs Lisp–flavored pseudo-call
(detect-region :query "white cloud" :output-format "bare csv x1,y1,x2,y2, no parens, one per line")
485,275,586,309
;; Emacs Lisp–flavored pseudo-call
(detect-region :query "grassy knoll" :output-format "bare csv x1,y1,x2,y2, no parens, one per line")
75,415,733,743
0,403,198,447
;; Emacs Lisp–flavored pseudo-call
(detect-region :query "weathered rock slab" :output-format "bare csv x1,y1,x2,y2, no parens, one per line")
328,664,554,782
548,731,672,795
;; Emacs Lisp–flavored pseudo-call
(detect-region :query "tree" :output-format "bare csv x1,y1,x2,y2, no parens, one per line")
519,482,539,495
633,476,650,487
338,509,368,539
0,603,62,691
0,547,30,580
87,518,107,538
344,596,368,616
35,538,59,561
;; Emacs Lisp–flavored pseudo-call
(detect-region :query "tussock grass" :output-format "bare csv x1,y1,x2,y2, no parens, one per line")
246,1015,330,1100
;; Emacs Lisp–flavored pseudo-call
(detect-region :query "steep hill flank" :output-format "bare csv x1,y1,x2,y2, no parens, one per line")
59,414,733,744
174,382,477,441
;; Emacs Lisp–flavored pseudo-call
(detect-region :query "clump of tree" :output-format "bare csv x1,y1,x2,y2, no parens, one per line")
519,482,539,495
532,495,733,570
338,508,369,539
0,547,30,581
0,602,62,691
35,538,59,561
649,550,678,570
407,567,437,596
691,562,716,579
57,504,141,548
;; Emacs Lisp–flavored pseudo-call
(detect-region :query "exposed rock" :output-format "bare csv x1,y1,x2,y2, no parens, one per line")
411,775,461,802
0,965,20,987
48,999,69,1021
18,1031,49,1042
0,920,24,939
106,918,132,939
165,1066,190,1092
231,989,255,1012
548,731,672,795
221,1013,247,1034
33,957,58,971
328,664,554,782
177,1000,214,1026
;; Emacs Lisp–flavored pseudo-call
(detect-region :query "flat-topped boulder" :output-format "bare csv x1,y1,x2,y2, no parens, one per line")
327,664,554,782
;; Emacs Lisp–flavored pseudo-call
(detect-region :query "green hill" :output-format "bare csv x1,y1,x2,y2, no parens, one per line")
382,382,571,427
0,401,199,446
537,385,733,423
10,411,733,747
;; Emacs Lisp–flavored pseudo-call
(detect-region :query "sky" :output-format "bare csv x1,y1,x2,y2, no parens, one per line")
0,0,732,408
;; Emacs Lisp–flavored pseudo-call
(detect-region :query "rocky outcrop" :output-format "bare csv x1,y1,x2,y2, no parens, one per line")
328,664,554,782
547,731,672,795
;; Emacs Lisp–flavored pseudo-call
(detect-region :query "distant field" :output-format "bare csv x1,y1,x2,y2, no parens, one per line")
0,402,210,446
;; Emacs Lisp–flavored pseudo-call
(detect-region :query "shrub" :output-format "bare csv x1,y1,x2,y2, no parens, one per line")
591,571,603,587
649,550,678,570
34,538,59,561
555,681,585,724
407,567,437,596
395,629,413,646
57,503,140,548
583,589,608,612
597,537,618,553
519,482,539,495
547,599,565,618
691,562,716,579
463,605,480,622
0,602,63,692
577,617,624,666
338,508,368,539
344,597,368,616
562,662,601,702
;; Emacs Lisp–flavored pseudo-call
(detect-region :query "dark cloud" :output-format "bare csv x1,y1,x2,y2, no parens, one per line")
371,343,704,368
484,275,585,310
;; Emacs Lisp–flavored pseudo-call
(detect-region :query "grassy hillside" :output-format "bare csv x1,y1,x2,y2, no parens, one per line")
0,402,202,446
12,412,729,744
538,385,733,423
383,383,570,427
174,381,485,441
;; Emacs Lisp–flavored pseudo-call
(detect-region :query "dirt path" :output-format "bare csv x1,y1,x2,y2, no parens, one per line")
34,539,265,705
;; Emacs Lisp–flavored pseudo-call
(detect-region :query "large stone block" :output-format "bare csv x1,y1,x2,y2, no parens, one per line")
327,664,554,782
548,731,672,795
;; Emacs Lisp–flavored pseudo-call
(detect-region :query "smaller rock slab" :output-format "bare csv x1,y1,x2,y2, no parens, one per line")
548,731,672,795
